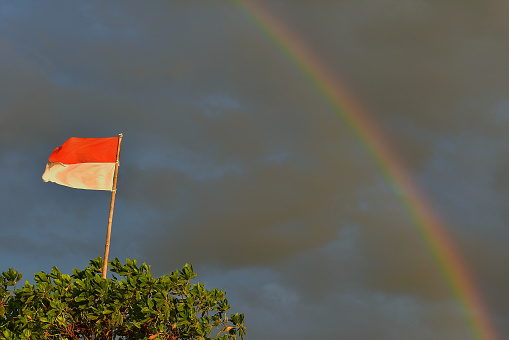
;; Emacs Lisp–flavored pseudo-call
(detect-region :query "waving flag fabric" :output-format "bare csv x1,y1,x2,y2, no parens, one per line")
42,137,120,191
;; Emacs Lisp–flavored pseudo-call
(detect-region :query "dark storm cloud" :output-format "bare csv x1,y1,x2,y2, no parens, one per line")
1,1,509,339
265,0,509,170
125,141,369,267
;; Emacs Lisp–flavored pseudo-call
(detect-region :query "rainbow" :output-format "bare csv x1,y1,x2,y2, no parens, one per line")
234,1,498,339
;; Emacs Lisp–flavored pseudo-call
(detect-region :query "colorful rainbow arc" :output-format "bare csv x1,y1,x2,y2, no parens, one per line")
235,1,498,340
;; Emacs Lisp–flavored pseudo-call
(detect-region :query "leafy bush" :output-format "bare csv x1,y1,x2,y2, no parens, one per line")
0,258,245,340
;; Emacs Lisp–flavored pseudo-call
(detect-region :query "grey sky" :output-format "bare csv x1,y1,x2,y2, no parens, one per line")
1,1,508,339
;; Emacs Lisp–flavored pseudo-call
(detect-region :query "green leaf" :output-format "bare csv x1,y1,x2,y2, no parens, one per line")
74,296,87,302
0,258,245,339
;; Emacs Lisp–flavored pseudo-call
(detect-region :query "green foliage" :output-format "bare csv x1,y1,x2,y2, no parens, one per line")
0,258,245,340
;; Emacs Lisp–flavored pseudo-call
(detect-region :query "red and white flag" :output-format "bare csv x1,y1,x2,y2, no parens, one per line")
42,137,120,191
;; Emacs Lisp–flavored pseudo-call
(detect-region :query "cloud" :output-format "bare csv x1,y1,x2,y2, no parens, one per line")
1,1,509,338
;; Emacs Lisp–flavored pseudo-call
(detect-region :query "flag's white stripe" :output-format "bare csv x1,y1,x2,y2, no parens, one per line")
42,162,115,191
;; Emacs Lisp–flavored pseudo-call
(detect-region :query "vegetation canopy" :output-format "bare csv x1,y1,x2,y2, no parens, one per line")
0,258,245,340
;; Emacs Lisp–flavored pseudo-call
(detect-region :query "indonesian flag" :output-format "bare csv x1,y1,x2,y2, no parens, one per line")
42,137,120,191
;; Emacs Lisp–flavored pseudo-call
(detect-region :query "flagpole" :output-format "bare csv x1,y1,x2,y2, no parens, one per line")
102,133,123,278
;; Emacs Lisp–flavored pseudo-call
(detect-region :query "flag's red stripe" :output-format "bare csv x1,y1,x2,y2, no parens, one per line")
48,137,119,164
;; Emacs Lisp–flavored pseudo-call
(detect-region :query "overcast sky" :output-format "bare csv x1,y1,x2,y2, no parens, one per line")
1,1,509,339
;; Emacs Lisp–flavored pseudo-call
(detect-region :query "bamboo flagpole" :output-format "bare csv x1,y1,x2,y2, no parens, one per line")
102,133,123,278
